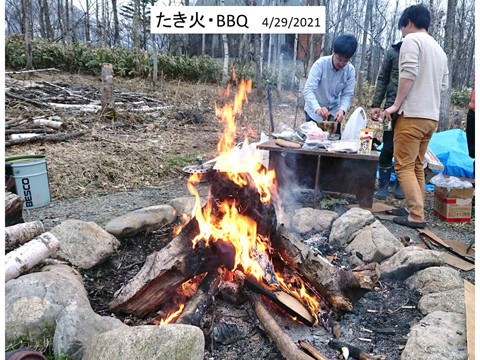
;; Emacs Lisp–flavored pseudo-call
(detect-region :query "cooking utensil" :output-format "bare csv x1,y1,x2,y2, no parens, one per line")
182,163,215,183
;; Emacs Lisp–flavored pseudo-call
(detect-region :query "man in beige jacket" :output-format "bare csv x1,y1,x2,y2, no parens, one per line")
384,4,448,228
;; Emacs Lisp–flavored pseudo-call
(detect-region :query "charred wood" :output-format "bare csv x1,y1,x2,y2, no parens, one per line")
328,339,386,360
246,290,315,360
108,218,235,317
298,341,329,360
176,269,223,326
272,225,380,312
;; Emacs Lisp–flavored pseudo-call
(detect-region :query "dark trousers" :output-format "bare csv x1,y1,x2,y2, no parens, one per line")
379,115,398,169
466,109,475,159
305,111,341,136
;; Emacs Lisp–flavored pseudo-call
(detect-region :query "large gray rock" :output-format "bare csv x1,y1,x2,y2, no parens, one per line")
406,266,464,295
168,196,205,217
401,311,467,360
54,306,127,360
329,208,375,246
292,208,338,235
5,265,91,345
418,288,466,315
82,325,205,360
50,219,121,269
105,205,176,238
346,220,403,263
379,247,444,280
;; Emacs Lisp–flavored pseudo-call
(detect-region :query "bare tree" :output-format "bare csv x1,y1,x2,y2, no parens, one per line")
22,0,33,70
438,0,456,131
355,0,373,104
111,0,120,45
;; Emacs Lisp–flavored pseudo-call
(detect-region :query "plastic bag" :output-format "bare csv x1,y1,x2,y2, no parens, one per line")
342,107,367,142
430,173,473,191
299,121,325,140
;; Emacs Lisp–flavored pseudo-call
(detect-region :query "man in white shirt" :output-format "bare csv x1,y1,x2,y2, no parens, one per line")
384,4,449,228
303,34,358,136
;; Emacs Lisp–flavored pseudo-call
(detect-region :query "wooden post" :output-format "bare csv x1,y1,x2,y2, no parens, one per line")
101,63,117,120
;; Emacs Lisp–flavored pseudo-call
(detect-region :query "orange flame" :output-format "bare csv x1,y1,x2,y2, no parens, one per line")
159,304,185,325
183,78,319,324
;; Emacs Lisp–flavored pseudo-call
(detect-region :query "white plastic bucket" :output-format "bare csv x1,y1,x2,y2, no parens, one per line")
5,155,51,209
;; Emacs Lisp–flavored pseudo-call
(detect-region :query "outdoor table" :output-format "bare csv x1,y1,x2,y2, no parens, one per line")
257,140,379,208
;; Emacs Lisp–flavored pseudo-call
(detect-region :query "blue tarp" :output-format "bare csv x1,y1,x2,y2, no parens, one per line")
428,129,474,179
375,129,474,190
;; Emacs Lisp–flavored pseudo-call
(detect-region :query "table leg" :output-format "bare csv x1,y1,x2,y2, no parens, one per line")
314,156,321,197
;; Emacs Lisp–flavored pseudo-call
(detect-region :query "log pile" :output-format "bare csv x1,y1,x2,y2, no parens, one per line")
109,169,380,360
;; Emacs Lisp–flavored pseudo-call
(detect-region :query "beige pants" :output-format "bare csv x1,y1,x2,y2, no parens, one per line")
394,115,438,222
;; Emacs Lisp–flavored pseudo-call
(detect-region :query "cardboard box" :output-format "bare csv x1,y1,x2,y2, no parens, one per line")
434,185,474,223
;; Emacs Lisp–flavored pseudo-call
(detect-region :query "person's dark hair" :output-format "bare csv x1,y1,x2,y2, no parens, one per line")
398,4,431,31
332,35,358,58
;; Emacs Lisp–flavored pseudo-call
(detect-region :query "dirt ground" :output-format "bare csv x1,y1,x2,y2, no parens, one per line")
7,71,475,359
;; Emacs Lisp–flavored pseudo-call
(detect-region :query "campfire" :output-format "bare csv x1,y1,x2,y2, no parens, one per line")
108,78,380,356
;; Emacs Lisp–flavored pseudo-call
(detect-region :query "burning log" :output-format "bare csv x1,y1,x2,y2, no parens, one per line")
246,290,315,360
176,269,223,326
5,221,45,250
272,225,380,311
243,273,315,327
108,218,235,317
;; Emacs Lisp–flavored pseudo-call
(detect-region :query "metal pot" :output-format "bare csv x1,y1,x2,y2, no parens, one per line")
182,163,216,183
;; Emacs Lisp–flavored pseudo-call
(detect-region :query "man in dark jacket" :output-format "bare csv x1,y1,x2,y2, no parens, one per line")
370,41,405,200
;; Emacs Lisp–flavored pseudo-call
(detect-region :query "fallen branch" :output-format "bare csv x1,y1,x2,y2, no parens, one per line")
5,131,86,147
6,91,49,108
298,341,329,360
33,118,66,130
246,290,315,360
48,103,101,112
5,221,45,250
272,225,380,311
5,68,60,74
5,232,60,282
328,339,385,360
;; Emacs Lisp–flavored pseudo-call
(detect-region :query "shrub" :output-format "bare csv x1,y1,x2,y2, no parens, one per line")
451,88,472,108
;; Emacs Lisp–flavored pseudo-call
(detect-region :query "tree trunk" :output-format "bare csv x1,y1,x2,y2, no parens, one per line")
5,221,45,250
133,0,141,74
70,0,76,43
277,52,284,93
95,0,100,44
152,33,158,84
23,0,33,70
222,34,229,84
5,232,60,282
292,34,298,90
43,0,54,40
201,34,206,55
38,0,47,38
271,226,380,311
438,0,456,131
255,34,263,90
355,0,373,104
65,0,69,41
85,0,90,42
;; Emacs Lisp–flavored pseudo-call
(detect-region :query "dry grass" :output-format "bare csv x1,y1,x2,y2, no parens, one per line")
5,72,301,200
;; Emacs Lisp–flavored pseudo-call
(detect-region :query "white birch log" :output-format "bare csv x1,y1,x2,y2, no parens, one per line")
48,103,101,112
10,133,41,140
5,232,60,283
5,221,45,250
33,119,66,130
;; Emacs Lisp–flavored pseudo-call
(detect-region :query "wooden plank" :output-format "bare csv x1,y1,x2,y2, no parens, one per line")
464,280,475,360
348,202,396,213
443,253,475,271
